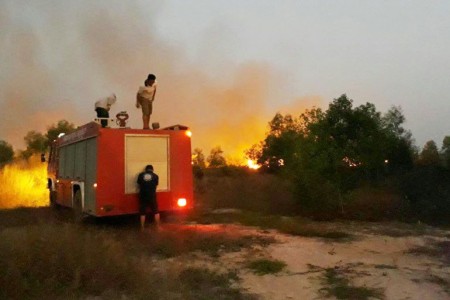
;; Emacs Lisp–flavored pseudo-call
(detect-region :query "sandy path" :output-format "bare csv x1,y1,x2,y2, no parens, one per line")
242,234,448,299
180,223,450,300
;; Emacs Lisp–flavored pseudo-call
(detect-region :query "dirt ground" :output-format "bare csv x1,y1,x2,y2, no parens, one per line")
1,207,448,299
164,222,450,300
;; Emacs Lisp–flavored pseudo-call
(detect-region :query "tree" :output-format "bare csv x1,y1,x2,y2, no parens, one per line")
0,140,14,166
255,113,303,171
441,136,450,168
299,95,414,179
292,95,377,211
192,148,206,179
46,120,76,147
20,131,47,159
381,106,414,171
192,148,206,168
252,94,415,215
24,131,47,153
419,140,440,166
300,95,390,182
245,143,262,162
382,106,405,137
207,146,226,168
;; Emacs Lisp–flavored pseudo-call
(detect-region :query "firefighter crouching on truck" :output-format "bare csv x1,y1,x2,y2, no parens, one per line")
95,93,117,128
137,164,160,229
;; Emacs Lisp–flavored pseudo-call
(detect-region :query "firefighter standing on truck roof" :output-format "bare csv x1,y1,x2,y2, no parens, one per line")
137,164,160,229
136,74,157,129
95,93,116,128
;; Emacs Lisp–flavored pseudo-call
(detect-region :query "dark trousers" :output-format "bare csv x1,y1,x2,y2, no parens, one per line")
95,108,109,127
139,192,158,215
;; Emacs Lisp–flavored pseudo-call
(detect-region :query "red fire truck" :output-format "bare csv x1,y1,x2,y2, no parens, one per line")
46,121,194,219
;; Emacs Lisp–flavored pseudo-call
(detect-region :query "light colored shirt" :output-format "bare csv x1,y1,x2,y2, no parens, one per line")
95,93,116,110
137,82,157,102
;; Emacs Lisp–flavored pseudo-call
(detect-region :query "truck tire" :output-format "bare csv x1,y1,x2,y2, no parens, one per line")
73,190,84,222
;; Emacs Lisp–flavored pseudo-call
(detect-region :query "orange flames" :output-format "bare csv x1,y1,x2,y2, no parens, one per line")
0,156,49,209
247,159,260,170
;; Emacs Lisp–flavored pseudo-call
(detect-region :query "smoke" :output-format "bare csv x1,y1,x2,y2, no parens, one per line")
0,1,77,147
0,1,321,162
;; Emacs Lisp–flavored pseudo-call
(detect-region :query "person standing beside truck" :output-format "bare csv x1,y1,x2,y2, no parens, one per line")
95,93,117,128
137,164,160,229
136,74,157,129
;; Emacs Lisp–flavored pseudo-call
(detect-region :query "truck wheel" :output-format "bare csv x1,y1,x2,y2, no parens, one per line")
73,190,84,222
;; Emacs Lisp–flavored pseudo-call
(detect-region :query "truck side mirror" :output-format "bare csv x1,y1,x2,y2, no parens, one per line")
41,153,46,162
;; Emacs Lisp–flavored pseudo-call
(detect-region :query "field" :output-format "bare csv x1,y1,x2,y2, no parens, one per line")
1,207,449,300
0,167,449,299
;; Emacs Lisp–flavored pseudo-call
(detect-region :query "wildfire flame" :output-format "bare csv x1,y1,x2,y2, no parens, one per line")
247,159,260,170
0,156,48,209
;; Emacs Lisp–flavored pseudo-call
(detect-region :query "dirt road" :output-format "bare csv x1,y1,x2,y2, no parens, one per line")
168,222,450,300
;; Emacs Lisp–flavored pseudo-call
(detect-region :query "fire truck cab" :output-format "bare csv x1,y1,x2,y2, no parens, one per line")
46,121,194,218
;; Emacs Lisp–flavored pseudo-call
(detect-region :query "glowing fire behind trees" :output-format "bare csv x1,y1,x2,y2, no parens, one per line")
247,159,260,170
0,156,48,209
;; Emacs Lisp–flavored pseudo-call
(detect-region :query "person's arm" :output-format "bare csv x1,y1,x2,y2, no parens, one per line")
151,87,157,102
136,93,142,108
137,173,142,185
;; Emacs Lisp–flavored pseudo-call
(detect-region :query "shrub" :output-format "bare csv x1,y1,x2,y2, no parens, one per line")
194,169,298,215
246,259,286,275
400,166,450,224
344,185,406,221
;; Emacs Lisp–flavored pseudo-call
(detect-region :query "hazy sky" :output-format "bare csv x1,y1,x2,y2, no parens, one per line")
1,0,449,161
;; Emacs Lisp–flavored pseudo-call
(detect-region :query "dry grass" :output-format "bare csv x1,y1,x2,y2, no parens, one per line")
0,223,155,299
0,207,266,299
118,223,275,258
320,267,384,300
246,258,287,276
177,267,257,300
345,186,405,221
426,274,450,296
191,211,354,241
406,240,450,264
195,169,298,215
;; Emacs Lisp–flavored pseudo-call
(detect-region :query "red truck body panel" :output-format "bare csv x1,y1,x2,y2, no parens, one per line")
47,122,194,217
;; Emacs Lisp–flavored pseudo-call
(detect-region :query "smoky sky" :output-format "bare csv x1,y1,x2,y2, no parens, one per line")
0,0,319,160
2,1,449,160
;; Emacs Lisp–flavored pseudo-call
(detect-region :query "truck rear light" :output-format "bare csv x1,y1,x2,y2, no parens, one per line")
177,198,187,207
93,183,97,188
